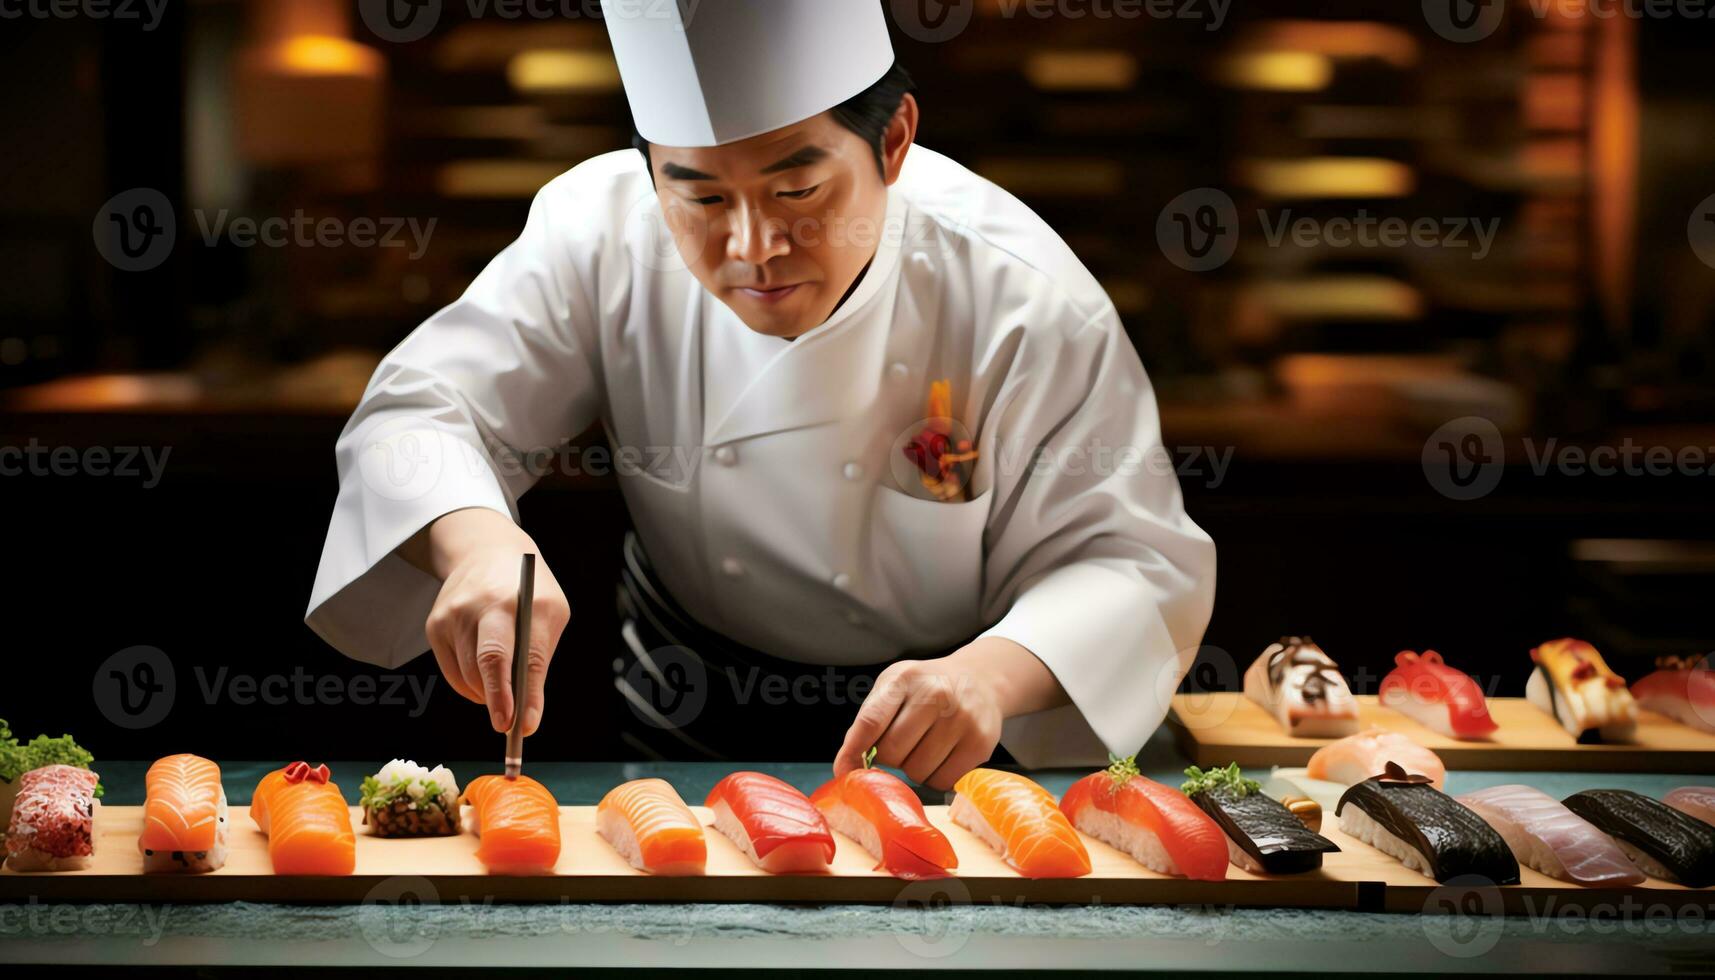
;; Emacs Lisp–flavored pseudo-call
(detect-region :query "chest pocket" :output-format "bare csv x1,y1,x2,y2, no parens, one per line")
870,484,991,646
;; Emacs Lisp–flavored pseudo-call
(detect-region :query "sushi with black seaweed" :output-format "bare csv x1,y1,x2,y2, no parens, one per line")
1182,763,1339,874
1335,762,1520,885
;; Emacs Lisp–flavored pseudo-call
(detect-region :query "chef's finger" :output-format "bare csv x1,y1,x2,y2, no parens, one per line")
473,604,517,732
926,736,995,792
425,608,481,704
899,716,961,786
834,675,907,775
520,594,565,736
873,693,939,770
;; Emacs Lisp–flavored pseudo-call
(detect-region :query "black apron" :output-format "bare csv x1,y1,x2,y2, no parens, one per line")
612,532,941,762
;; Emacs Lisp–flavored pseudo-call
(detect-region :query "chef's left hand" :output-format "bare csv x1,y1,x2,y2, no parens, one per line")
833,636,1068,790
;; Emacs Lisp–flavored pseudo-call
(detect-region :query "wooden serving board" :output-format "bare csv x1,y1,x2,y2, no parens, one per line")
3,806,1710,916
1169,694,1715,772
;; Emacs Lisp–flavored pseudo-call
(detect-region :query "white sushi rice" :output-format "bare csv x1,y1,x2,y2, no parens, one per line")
596,805,646,872
142,786,228,874
1613,838,1675,882
1379,689,1457,739
950,793,1007,861
820,799,884,866
1339,805,1435,878
1223,835,1262,873
1070,807,1181,876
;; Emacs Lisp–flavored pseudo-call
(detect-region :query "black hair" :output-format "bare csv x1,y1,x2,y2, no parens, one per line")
631,61,917,180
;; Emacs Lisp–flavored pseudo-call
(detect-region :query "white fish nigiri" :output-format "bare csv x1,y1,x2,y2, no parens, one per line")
1664,787,1715,828
1457,784,1644,886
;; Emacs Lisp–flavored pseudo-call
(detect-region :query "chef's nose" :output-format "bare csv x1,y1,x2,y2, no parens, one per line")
727,201,790,265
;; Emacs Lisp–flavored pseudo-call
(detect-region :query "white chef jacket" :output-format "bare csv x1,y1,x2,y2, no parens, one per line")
305,144,1216,768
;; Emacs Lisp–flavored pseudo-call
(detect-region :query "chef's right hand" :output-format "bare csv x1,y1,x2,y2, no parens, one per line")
412,507,571,735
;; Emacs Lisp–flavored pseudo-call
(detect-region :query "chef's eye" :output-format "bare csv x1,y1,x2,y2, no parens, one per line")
692,195,724,206
777,184,821,200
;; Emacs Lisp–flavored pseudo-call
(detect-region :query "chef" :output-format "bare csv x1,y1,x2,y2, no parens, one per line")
307,0,1215,788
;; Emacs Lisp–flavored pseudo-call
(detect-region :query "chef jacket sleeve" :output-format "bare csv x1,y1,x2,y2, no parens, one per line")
974,306,1216,769
305,177,603,667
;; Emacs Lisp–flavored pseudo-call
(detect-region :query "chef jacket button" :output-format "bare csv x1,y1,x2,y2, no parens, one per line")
889,362,910,380
713,446,737,466
832,572,852,591
842,462,864,481
721,557,744,578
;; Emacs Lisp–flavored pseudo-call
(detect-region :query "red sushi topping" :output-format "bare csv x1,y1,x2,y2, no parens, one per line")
283,761,330,785
1380,650,1498,738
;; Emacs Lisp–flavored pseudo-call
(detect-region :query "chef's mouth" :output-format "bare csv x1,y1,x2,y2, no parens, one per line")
734,283,805,303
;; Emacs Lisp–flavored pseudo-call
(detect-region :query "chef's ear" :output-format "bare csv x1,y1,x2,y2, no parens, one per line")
880,92,919,188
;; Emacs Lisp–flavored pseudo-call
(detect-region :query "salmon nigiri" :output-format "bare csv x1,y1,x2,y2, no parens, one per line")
811,767,957,880
706,772,835,873
951,768,1090,878
1306,729,1446,790
461,774,561,875
597,778,706,876
140,754,227,873
250,762,355,876
1060,757,1227,881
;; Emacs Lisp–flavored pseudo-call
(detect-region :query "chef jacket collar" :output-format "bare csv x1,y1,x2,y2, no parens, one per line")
704,185,908,447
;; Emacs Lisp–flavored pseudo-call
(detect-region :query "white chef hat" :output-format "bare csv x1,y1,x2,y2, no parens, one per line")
601,0,895,148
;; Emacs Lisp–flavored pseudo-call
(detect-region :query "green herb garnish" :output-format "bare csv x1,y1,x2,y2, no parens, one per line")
1105,752,1140,791
360,774,445,811
1180,762,1259,798
862,746,878,770
0,719,103,797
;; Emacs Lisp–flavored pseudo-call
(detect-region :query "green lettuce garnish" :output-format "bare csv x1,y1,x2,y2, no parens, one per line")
1105,752,1141,791
1181,762,1259,798
360,774,444,810
0,719,103,797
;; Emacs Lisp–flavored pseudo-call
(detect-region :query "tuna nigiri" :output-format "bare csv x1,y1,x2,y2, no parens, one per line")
1061,757,1227,881
1306,729,1445,790
1457,784,1645,886
1664,786,1715,828
1631,659,1715,735
461,774,562,875
250,762,355,876
1379,650,1498,740
811,768,956,880
598,778,706,876
950,768,1090,879
706,772,834,873
140,754,227,873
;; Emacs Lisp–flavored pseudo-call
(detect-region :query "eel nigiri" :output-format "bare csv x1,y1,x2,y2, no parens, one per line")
811,768,956,880
1183,764,1339,875
1564,789,1715,887
1336,762,1519,885
1631,658,1715,735
1526,638,1637,743
5,765,100,872
1664,787,1715,828
706,772,834,873
598,778,706,876
1243,636,1360,738
1456,784,1644,886
1061,757,1227,881
1306,729,1446,790
461,774,562,875
951,768,1090,878
140,753,227,873
1379,650,1498,740
250,762,356,876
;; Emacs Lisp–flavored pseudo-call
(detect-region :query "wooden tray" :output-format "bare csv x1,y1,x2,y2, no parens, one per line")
3,806,1710,916
1169,694,1715,772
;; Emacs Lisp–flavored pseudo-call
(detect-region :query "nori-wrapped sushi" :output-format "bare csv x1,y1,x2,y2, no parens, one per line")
1183,763,1340,874
1564,789,1715,887
1335,762,1520,884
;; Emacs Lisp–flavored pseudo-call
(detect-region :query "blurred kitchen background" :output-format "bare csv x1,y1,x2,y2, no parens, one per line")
2,0,1712,760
